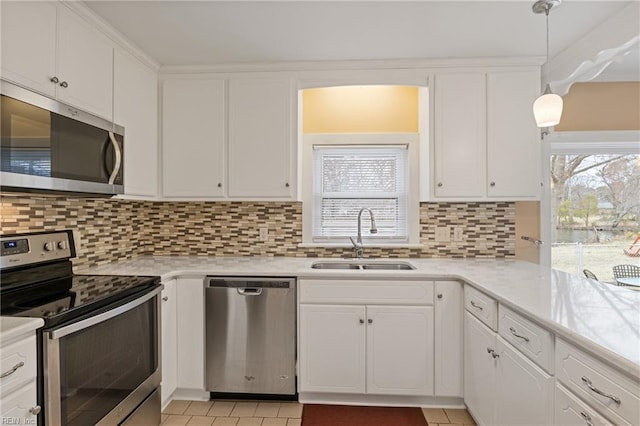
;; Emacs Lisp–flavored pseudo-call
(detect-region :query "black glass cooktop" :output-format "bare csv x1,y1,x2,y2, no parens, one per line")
0,260,160,328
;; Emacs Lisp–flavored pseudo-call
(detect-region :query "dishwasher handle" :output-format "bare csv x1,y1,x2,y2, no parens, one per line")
206,277,295,289
237,288,263,296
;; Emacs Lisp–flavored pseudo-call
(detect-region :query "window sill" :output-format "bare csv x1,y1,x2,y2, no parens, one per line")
297,243,423,249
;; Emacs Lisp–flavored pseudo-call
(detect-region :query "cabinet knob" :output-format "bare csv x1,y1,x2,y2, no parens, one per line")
359,319,364,324
490,181,496,187
29,406,41,415
60,81,69,88
437,293,443,299
285,182,290,188
50,76,59,84
367,318,373,324
437,182,443,187
580,412,594,426
162,296,169,302
217,183,222,188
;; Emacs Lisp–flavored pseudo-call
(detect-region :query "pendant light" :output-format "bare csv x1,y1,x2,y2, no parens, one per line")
532,0,563,128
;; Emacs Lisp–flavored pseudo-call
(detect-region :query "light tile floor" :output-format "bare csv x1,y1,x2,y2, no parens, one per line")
162,400,476,426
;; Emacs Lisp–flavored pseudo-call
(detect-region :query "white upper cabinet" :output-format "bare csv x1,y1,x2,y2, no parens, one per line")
56,6,114,120
1,1,57,97
432,69,541,200
228,78,294,198
162,79,226,198
114,49,158,197
486,70,541,198
434,73,487,198
1,2,114,120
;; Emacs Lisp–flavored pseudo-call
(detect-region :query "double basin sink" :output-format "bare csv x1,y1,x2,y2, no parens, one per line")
311,261,415,270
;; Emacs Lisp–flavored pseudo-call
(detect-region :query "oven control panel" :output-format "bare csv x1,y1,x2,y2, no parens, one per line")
0,231,74,269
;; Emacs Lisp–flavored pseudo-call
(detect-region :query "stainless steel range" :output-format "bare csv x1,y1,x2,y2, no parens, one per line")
0,230,162,426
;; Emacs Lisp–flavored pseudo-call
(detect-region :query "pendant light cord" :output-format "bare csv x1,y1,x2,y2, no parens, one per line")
545,7,550,63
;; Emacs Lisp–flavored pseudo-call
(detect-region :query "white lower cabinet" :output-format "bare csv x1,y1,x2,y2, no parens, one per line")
161,279,177,405
299,304,433,396
555,384,612,426
176,278,206,391
299,279,435,397
464,312,553,426
434,281,462,397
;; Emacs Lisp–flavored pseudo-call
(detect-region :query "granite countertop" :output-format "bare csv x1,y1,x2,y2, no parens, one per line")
81,255,640,380
0,317,44,345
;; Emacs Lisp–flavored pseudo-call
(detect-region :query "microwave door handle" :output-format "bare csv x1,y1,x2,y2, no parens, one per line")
107,131,122,185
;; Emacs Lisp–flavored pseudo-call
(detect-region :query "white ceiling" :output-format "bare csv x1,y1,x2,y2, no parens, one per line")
85,1,633,68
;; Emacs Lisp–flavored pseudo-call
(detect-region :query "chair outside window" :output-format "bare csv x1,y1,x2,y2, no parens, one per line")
583,269,599,281
612,264,640,286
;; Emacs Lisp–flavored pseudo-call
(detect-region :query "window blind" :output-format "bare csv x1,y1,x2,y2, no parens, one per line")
312,145,409,243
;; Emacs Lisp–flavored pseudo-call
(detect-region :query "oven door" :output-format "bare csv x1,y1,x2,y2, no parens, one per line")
43,287,161,426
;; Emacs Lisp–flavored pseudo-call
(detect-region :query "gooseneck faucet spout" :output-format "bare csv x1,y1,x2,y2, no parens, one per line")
349,208,378,258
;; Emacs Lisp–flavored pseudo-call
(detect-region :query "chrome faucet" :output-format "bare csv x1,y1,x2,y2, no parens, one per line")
349,208,378,258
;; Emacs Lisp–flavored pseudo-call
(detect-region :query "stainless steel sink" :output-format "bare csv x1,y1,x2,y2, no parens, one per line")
310,261,415,270
361,263,414,270
311,262,360,270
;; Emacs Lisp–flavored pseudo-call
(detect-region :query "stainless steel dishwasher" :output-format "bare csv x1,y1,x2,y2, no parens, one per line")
205,276,296,396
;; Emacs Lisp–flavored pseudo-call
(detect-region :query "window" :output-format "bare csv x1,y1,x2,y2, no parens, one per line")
313,145,408,242
543,133,640,282
301,133,420,246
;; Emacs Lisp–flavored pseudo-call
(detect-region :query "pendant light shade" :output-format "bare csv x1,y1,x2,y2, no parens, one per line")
533,84,563,127
532,0,563,128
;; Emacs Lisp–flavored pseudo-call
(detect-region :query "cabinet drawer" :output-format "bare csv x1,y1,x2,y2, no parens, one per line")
0,336,37,395
556,339,639,426
299,279,433,305
0,380,38,421
555,384,612,426
498,305,554,374
464,285,497,331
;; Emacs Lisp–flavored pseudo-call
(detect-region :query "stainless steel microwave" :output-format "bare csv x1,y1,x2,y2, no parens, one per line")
0,81,124,196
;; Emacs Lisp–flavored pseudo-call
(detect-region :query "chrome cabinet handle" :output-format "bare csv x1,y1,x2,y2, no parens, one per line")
509,327,530,342
470,300,483,310
162,296,168,302
1,361,24,378
580,412,594,426
368,319,373,324
285,182,290,187
359,319,364,324
29,406,41,415
490,181,496,187
437,182,443,187
581,376,621,405
107,131,122,185
50,76,59,83
217,183,222,188
486,347,499,359
60,81,68,88
437,293,443,299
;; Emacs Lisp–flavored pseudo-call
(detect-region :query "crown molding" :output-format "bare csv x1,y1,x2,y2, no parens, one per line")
65,1,160,72
160,56,545,75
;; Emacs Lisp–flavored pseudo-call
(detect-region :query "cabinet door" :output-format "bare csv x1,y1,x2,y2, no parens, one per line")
160,279,177,405
486,70,541,198
114,49,158,197
299,305,366,393
228,78,293,198
366,305,433,395
162,79,225,197
0,1,57,97
435,281,462,397
176,278,205,390
464,312,497,426
495,337,554,426
555,384,612,426
433,73,486,198
0,381,39,423
56,6,114,120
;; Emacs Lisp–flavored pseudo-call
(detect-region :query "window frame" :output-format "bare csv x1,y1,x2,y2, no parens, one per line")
300,133,420,247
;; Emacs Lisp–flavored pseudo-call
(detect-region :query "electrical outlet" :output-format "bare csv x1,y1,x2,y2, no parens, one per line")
259,227,269,242
453,227,464,242
435,226,451,242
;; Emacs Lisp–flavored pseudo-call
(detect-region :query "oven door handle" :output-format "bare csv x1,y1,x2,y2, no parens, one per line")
49,286,162,340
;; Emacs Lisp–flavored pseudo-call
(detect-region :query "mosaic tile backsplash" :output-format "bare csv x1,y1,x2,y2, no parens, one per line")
0,194,515,270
